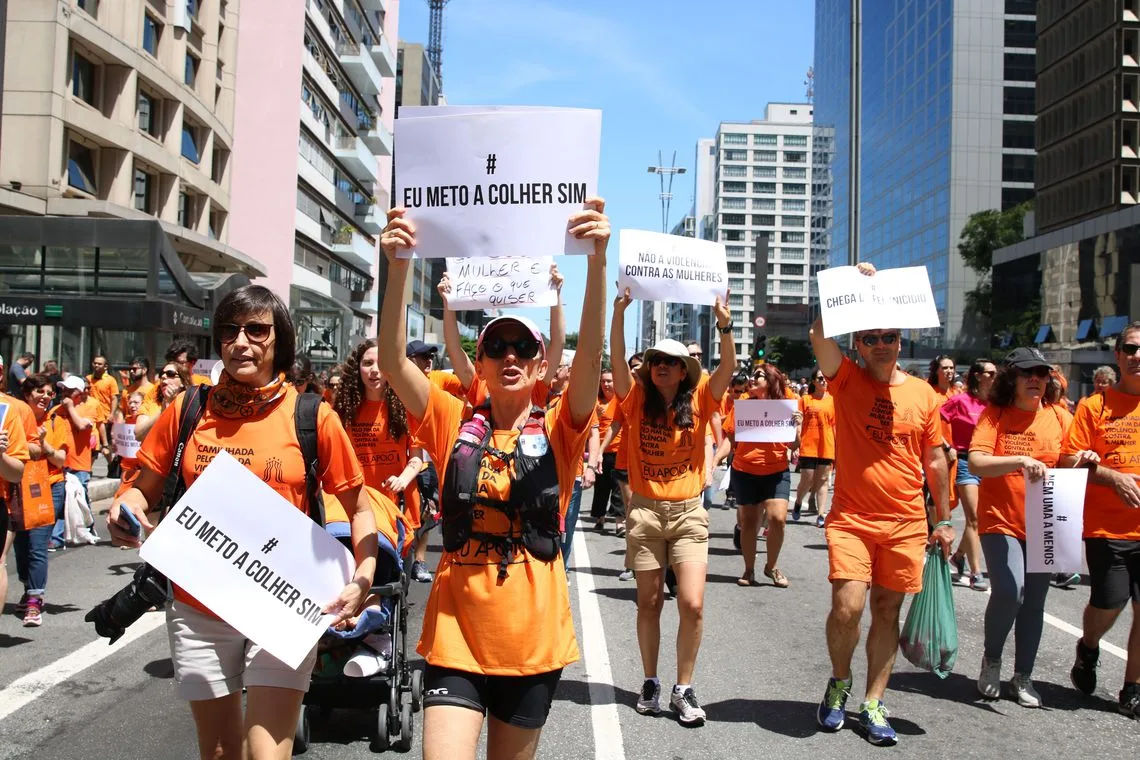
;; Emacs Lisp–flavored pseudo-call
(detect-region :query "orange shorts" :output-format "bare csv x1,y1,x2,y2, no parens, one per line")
825,510,927,594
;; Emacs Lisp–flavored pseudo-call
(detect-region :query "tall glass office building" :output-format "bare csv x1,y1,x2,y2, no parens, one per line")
813,0,1037,352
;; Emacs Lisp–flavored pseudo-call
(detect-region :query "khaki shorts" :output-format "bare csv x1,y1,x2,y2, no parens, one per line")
166,602,318,701
625,494,709,571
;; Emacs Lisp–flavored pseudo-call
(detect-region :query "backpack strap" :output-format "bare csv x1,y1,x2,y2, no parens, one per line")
158,385,211,518
294,392,323,527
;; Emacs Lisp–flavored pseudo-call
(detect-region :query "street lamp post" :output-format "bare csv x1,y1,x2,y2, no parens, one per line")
644,151,687,350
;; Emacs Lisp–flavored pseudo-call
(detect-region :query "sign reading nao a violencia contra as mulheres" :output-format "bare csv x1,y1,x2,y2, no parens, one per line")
394,107,601,260
617,230,728,306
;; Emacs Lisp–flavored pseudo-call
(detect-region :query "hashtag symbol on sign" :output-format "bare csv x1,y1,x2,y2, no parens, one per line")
261,538,279,553
486,154,497,174
1057,515,1067,522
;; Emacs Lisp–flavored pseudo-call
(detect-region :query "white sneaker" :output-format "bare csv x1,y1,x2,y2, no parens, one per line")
635,679,661,715
1010,673,1042,708
978,656,1001,699
670,686,706,726
77,527,100,545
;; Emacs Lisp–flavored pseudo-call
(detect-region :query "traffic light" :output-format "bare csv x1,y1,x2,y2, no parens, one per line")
754,334,767,361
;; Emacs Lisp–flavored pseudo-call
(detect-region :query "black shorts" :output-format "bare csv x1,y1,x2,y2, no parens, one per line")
730,469,790,505
611,469,628,484
798,457,833,470
1085,538,1140,609
422,665,562,728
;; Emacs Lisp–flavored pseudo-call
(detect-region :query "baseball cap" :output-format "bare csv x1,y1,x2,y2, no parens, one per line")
1004,347,1051,371
477,315,546,358
405,340,439,358
57,375,87,393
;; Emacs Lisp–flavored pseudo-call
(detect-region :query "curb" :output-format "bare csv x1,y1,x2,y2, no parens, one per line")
88,477,120,503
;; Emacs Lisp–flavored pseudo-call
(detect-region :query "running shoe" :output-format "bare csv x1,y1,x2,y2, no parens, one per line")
732,524,741,551
977,656,1001,699
410,560,433,583
791,503,802,522
22,597,43,627
15,593,30,614
1119,683,1140,719
1010,673,1041,708
670,686,706,726
1070,639,1099,695
618,568,634,582
950,554,969,585
635,679,661,715
816,677,850,731
815,514,826,528
1053,572,1081,589
970,574,990,592
47,541,65,553
855,700,897,746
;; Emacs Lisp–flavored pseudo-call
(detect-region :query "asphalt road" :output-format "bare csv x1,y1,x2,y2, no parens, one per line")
2,474,1137,759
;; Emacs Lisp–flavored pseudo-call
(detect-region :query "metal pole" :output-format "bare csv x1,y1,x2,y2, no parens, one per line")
848,0,862,351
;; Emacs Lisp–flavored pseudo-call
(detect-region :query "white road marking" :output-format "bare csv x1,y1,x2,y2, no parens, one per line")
0,611,165,721
974,586,1128,661
571,529,626,760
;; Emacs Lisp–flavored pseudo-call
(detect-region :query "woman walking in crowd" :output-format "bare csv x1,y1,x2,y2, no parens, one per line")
941,359,997,591
1091,365,1117,395
602,353,643,583
718,364,801,588
590,370,620,532
792,368,835,527
610,285,736,726
133,362,191,442
109,285,377,760
376,200,608,760
968,347,1092,707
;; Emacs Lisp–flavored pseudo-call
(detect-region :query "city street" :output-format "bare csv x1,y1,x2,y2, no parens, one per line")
2,476,1137,759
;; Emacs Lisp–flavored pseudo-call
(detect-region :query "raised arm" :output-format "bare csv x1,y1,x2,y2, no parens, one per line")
437,273,477,389
542,264,566,385
708,295,737,401
811,261,877,378
377,208,431,420
565,198,610,428
610,287,634,399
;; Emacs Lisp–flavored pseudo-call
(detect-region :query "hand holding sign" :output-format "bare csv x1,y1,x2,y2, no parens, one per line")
568,197,611,257
816,264,940,338
1025,468,1088,573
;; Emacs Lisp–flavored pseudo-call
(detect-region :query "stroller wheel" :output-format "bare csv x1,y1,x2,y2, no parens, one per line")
397,702,414,751
374,709,390,751
411,669,424,713
293,705,311,754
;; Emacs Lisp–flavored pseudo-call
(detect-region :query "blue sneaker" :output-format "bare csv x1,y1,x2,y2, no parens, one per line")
856,699,897,746
816,677,851,731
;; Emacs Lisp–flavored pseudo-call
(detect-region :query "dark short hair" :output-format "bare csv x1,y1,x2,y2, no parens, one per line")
1115,322,1140,351
17,352,34,362
628,352,644,368
989,364,1062,408
130,356,151,372
20,373,53,399
965,358,994,397
165,338,200,364
212,285,296,376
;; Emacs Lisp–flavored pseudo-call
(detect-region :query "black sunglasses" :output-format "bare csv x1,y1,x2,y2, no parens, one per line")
1016,366,1052,378
651,356,684,368
860,332,899,346
482,336,541,360
1121,343,1140,356
160,369,180,379
218,322,273,344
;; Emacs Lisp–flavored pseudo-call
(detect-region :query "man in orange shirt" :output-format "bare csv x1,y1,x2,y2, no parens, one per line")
1061,322,1140,719
85,355,118,464
808,263,953,746
166,338,214,387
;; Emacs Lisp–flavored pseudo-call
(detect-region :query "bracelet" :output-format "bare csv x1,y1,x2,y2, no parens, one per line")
717,321,734,335
934,520,953,529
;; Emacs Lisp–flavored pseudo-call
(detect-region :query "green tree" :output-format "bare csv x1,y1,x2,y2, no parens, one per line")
957,202,1031,345
459,336,478,362
564,331,579,350
765,337,815,373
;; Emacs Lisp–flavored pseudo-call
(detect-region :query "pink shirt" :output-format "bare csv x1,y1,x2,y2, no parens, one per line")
940,392,987,451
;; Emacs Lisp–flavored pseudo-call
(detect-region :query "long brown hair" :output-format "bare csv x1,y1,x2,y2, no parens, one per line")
335,339,409,440
642,374,696,429
754,364,789,400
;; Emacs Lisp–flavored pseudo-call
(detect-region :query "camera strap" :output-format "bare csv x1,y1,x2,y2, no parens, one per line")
158,384,212,519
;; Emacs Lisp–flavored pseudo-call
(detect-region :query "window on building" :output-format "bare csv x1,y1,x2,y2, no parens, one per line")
72,50,97,106
781,248,806,260
181,122,201,163
67,141,97,194
723,181,747,193
1003,86,1035,115
1002,154,1035,183
754,182,777,194
143,14,161,56
727,262,745,274
133,168,155,213
722,165,747,177
137,91,162,137
722,230,744,241
781,280,805,293
783,215,806,227
784,135,808,147
724,149,748,161
729,278,746,291
1005,0,1035,13
753,134,777,145
722,213,746,225
77,0,98,17
754,166,777,178
721,197,746,209
782,263,805,276
1002,187,1034,209
178,190,198,228
186,0,200,20
1003,53,1035,82
753,214,776,226
783,167,807,179
783,183,806,194
754,198,776,210
781,231,806,243
729,293,744,306
722,133,747,145
1002,120,1035,149
767,263,775,275
726,246,745,258
184,52,199,87
754,150,777,162
1004,19,1035,49
781,199,806,211
784,151,807,163
212,148,229,184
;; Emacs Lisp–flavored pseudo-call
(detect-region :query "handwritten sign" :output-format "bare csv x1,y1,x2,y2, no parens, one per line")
617,230,728,306
1025,468,1087,574
140,451,355,669
815,266,940,338
394,107,602,259
445,256,557,310
110,422,140,459
733,400,798,443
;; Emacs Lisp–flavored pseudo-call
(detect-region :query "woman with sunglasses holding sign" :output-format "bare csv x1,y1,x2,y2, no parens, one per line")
609,287,736,727
377,201,608,760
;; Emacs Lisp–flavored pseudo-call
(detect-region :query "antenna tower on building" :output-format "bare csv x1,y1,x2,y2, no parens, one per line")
805,66,815,103
647,150,687,234
427,0,452,88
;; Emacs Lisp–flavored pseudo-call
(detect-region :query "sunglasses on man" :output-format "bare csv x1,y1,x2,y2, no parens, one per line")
1120,343,1140,356
859,332,899,347
482,336,542,360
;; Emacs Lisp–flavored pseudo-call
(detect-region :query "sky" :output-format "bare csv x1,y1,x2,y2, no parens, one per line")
395,0,816,348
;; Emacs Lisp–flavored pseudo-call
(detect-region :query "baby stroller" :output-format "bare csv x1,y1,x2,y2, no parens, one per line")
294,513,423,754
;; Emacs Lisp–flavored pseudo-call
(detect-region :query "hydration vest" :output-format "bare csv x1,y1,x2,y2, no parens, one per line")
440,404,561,580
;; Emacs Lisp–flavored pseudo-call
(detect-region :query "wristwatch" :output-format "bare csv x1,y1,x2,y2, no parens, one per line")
718,321,734,335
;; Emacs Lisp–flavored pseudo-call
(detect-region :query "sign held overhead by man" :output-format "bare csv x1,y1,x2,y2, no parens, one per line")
815,265,940,338
617,229,728,306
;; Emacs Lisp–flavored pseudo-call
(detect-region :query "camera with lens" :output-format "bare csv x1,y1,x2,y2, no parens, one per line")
85,564,169,643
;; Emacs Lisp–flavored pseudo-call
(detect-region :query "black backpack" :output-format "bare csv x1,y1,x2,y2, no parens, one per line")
162,385,324,525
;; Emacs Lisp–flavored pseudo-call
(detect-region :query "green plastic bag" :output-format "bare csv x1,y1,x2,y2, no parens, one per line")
898,545,959,679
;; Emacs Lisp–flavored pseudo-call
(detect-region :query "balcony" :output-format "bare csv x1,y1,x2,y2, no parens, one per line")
369,34,396,77
337,40,383,96
350,288,378,314
331,227,376,268
354,201,384,233
333,133,377,182
358,113,392,156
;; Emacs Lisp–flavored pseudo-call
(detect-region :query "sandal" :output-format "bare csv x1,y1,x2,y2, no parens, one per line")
615,523,627,538
764,566,790,588
737,571,757,587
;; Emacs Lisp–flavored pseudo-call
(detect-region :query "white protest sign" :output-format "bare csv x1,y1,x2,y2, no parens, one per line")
0,401,8,430
733,400,799,443
815,266,940,338
445,256,557,310
1025,468,1087,574
140,451,355,669
394,108,602,259
617,229,728,305
111,422,140,459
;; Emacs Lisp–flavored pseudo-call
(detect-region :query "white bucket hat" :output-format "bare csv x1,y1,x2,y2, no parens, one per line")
638,338,702,387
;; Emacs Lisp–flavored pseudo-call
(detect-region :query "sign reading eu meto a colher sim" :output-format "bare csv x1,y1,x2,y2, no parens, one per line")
140,451,355,669
815,265,940,338
394,107,602,259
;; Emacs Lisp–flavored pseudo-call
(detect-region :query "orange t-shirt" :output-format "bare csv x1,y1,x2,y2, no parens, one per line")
1062,388,1140,540
323,486,412,557
42,409,70,485
429,370,467,400
723,403,790,477
799,393,836,459
344,400,422,529
50,400,97,472
1,392,33,483
138,385,365,614
829,357,942,520
4,394,54,516
602,396,621,454
971,404,1071,539
119,380,155,417
596,396,617,449
86,373,119,423
611,403,629,469
620,376,720,501
413,382,590,675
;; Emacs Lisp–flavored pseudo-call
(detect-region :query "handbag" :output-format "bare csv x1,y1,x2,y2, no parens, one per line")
8,459,55,530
